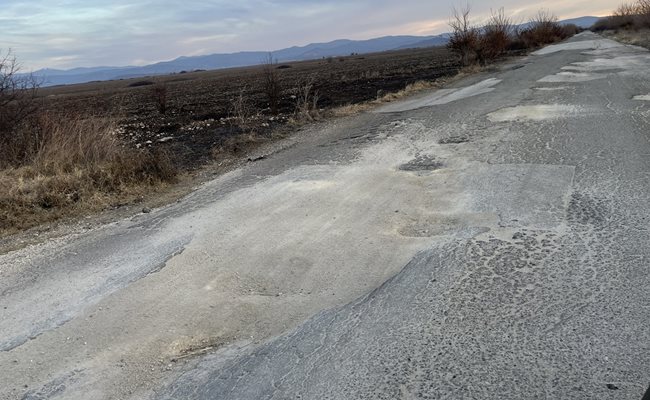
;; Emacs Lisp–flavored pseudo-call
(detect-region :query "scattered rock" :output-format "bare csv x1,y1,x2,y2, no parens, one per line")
142,207,152,214
158,136,174,143
606,384,619,390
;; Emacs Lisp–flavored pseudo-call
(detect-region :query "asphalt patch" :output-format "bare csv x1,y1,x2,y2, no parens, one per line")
399,155,444,171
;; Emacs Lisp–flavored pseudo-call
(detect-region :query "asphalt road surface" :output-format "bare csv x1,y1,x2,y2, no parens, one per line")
1,32,649,399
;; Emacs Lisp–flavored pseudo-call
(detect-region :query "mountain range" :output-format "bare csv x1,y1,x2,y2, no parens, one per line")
31,16,600,87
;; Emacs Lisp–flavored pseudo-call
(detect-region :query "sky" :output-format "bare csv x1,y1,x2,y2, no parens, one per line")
1,0,617,71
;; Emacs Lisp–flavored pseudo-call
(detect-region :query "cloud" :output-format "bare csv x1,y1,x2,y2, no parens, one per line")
0,0,613,70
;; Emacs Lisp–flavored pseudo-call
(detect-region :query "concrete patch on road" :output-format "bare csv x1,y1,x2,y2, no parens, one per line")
487,105,580,122
538,71,607,83
376,78,502,113
564,54,650,76
539,41,650,87
531,36,622,56
533,86,571,91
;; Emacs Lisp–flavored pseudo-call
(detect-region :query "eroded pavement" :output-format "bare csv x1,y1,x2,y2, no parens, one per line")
1,32,649,399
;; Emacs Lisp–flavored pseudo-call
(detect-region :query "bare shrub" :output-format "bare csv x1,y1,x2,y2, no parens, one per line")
519,10,569,48
151,81,168,114
230,88,255,130
294,78,320,121
0,49,40,160
639,0,650,26
448,5,480,66
561,24,581,37
448,6,569,66
128,80,155,88
262,53,282,115
592,0,650,31
480,8,515,61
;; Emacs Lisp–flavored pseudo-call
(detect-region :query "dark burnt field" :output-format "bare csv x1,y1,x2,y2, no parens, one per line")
38,46,460,170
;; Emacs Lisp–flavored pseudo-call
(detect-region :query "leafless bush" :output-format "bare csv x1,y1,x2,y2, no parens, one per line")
294,77,320,121
262,53,282,115
448,5,480,66
592,0,650,31
639,0,650,25
151,81,168,114
519,10,569,48
0,49,39,152
230,88,255,130
561,24,581,37
447,6,577,65
480,8,515,61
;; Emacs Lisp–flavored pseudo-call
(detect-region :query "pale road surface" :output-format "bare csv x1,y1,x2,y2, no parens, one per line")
1,32,649,399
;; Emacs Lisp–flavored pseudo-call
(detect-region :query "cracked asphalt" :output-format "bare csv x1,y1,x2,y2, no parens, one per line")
1,32,650,399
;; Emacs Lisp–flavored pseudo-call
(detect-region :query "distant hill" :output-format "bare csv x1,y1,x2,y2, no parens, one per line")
29,16,598,87
559,16,601,28
31,35,449,86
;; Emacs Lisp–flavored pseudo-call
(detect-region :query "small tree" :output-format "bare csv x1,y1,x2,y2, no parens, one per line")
519,10,565,48
151,81,168,115
480,8,514,61
0,50,38,134
262,53,282,115
0,49,40,166
230,87,254,130
448,5,480,66
294,77,320,121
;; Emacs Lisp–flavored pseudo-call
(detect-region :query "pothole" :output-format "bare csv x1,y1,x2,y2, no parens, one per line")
439,135,469,144
487,105,580,122
398,155,444,171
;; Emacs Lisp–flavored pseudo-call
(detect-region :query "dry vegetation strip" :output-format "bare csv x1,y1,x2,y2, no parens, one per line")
0,51,177,235
1,7,579,237
591,0,650,48
447,6,580,67
592,0,650,32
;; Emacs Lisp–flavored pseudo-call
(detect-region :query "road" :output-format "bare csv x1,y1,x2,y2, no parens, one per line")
1,32,650,399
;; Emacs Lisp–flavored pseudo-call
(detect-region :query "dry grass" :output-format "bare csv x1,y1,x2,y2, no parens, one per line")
331,80,443,117
211,132,269,157
293,77,321,121
0,112,177,235
603,28,650,47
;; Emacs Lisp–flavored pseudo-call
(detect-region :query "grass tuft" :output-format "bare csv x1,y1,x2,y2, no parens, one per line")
0,112,177,235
